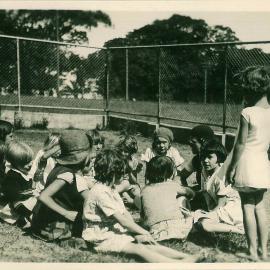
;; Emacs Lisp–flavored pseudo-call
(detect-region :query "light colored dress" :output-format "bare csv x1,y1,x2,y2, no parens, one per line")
233,107,270,191
141,146,185,170
196,166,243,227
141,181,193,241
82,183,134,252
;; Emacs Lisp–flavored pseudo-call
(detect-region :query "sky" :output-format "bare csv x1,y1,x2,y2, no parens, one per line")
87,11,270,49
1,1,270,54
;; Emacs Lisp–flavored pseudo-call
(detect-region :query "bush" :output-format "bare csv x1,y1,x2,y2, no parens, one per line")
31,117,49,129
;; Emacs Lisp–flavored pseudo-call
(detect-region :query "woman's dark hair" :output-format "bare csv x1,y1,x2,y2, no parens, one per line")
94,148,125,184
0,120,13,142
200,140,227,164
116,135,138,156
86,129,105,147
145,156,175,184
238,65,270,106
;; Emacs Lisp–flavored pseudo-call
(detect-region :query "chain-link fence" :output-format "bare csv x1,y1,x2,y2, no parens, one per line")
1,34,270,137
0,35,106,120
107,41,270,135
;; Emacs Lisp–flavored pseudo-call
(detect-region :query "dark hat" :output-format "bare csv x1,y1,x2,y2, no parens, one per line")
56,130,90,165
190,125,214,140
154,127,174,143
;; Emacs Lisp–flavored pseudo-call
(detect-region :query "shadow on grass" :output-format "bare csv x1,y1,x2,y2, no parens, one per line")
187,231,246,254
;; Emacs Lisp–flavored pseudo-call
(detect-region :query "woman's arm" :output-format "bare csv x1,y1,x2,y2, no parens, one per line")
226,115,249,183
39,179,78,222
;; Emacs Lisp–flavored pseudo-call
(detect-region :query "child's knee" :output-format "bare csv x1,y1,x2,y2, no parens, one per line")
197,219,211,232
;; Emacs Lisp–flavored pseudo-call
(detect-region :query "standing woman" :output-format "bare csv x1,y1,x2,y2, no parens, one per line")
226,66,270,261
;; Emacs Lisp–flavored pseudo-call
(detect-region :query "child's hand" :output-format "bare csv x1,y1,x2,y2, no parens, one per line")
225,167,235,186
64,211,78,222
135,234,156,244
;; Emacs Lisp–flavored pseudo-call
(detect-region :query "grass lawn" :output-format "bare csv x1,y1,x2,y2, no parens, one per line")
0,128,268,263
1,95,241,132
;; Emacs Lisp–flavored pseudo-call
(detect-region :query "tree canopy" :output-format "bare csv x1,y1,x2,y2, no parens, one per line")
0,9,111,95
104,14,240,102
0,10,111,42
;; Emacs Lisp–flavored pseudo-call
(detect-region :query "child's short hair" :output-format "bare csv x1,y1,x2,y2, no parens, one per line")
145,156,175,184
86,129,104,147
189,125,214,143
94,149,125,184
238,65,270,106
200,140,227,164
116,135,138,156
6,141,34,168
0,120,13,142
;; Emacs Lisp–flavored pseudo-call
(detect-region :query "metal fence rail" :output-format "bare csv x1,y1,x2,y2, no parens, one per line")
0,34,270,139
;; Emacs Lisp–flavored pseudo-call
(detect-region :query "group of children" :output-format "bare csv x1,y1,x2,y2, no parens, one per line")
0,65,269,262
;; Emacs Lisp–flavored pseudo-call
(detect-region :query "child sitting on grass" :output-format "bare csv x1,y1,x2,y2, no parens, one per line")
141,127,184,180
83,129,105,189
82,149,200,263
194,140,244,234
1,141,37,228
141,156,194,242
31,130,90,241
115,135,142,208
29,132,61,193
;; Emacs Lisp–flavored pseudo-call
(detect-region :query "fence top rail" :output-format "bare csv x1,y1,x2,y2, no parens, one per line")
1,33,270,51
107,40,270,50
0,33,104,50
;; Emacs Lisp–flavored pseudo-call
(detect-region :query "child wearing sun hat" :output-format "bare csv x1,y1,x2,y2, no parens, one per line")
141,127,184,181
31,130,91,241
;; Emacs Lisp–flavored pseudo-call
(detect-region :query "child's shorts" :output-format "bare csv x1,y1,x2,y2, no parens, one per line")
83,229,135,253
150,218,193,241
95,233,135,253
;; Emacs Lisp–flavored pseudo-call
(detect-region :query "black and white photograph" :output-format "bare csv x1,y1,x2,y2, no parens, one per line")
0,0,270,268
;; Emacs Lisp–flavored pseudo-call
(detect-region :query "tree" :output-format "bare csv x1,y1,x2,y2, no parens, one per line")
0,10,111,42
207,25,239,43
104,14,239,102
0,10,111,95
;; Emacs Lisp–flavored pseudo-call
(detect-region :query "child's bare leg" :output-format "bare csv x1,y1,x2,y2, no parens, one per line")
123,243,186,263
255,190,268,260
146,243,201,262
239,192,258,260
200,219,244,234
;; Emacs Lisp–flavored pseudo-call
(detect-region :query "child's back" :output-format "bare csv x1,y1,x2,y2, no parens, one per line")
141,181,184,227
141,156,194,241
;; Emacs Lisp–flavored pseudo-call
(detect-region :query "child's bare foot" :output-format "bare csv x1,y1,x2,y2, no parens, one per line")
236,252,259,262
258,248,269,261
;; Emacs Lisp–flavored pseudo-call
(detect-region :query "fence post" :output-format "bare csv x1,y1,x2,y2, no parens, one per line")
156,47,161,129
16,38,21,114
14,38,22,127
125,48,129,101
222,45,228,146
104,48,110,128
